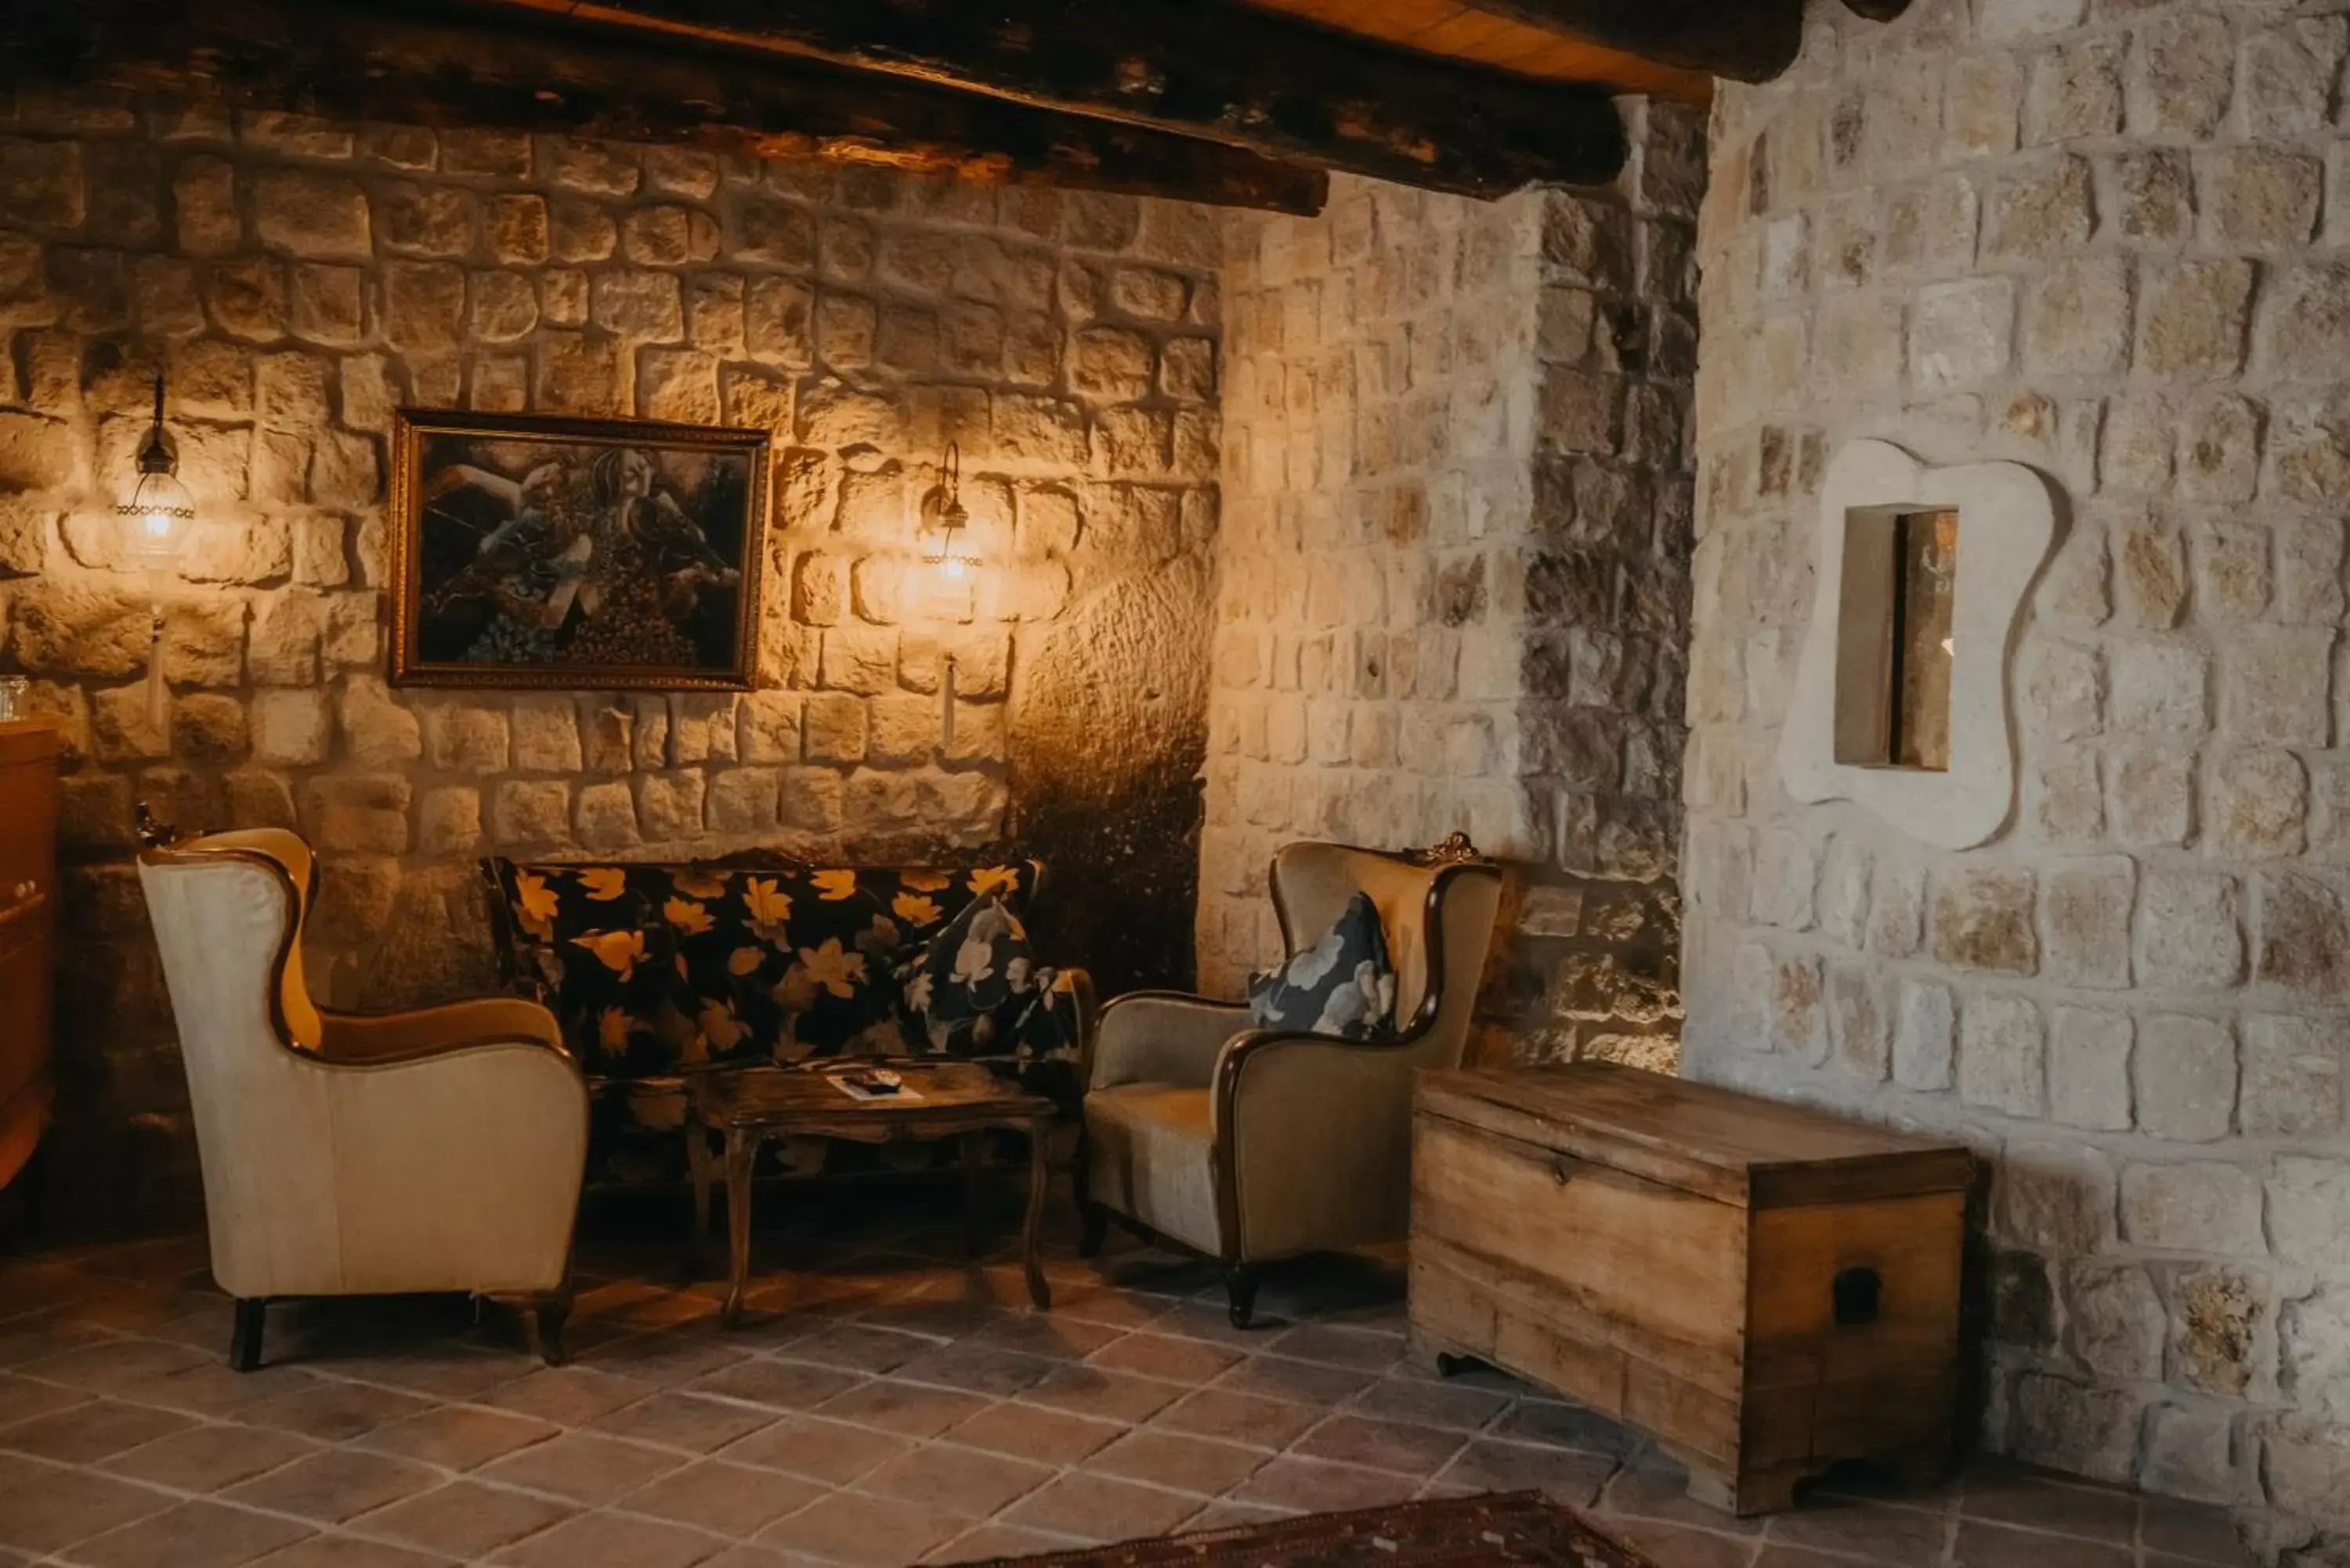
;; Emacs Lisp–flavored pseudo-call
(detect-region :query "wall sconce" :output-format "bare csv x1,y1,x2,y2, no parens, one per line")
915,442,982,749
917,441,979,582
113,374,195,726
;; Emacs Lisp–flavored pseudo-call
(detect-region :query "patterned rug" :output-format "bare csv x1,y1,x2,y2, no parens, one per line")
949,1492,1661,1567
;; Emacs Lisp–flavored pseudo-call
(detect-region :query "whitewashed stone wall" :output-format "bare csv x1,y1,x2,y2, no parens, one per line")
1688,0,2350,1543
0,87,1221,1222
1201,107,1700,1068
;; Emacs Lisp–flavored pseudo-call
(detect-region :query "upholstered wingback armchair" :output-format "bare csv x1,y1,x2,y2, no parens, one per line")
1081,837,1502,1326
138,829,589,1369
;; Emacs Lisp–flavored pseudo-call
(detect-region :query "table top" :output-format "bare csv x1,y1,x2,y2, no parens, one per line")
689,1061,1055,1130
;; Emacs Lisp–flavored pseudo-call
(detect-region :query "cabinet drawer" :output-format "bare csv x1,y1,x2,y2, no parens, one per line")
0,917,52,1111
0,755,56,938
1411,1110,1746,1392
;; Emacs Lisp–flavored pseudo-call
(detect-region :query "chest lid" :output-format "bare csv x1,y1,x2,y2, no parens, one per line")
1416,1061,1973,1209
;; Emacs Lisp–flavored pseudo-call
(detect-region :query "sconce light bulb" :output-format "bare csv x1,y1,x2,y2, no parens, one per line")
117,375,196,569
119,468,196,568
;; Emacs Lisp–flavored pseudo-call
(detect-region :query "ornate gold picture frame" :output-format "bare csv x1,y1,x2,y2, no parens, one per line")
388,408,771,692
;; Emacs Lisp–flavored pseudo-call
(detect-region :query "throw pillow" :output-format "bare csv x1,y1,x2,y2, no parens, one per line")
898,894,1056,1057
1246,892,1399,1040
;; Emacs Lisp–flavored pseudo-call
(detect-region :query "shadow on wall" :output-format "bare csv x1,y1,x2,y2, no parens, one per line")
1008,562,1213,997
1471,864,1685,1075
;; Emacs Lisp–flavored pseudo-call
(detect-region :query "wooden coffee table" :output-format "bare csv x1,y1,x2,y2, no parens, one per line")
684,1062,1058,1326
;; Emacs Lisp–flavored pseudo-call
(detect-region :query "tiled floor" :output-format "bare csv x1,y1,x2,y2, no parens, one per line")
0,1182,2250,1568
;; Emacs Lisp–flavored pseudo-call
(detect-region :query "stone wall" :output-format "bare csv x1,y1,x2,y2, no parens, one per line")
1687,0,2350,1542
1199,107,1701,1069
0,86,1222,1223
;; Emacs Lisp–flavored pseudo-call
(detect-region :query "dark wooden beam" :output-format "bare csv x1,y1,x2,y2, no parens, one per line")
1,0,1331,214
469,0,1629,196
1425,0,1803,85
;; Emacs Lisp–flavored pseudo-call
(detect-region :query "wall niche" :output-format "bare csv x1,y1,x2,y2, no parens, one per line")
1781,439,2057,851
1832,503,1958,774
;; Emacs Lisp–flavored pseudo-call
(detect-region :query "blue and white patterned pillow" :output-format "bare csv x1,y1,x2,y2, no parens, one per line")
898,893,1054,1056
1246,892,1398,1040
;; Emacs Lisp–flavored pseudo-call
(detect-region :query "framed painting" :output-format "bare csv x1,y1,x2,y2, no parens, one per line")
388,409,770,691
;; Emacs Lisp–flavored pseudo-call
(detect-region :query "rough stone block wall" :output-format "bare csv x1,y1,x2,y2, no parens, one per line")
1199,105,1701,1070
0,86,1221,1224
1688,0,2350,1542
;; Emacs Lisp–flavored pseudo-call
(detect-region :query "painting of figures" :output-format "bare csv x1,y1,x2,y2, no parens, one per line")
389,410,769,690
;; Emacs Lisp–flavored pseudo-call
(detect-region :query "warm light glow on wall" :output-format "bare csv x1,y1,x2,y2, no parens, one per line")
112,374,194,726
913,441,982,746
115,374,194,568
917,440,980,584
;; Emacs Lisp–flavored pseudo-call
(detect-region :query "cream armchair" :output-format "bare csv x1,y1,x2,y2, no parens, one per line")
137,828,589,1370
1081,837,1502,1326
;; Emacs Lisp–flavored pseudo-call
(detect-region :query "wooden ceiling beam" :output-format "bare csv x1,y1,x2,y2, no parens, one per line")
2,0,1332,214
465,0,1629,197
1430,0,1804,85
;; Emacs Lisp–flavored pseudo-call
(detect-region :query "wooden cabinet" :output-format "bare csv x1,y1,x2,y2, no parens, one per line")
1410,1062,1971,1516
0,723,59,1196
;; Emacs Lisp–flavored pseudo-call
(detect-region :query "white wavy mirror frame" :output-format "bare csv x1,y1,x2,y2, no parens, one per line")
1778,439,2060,850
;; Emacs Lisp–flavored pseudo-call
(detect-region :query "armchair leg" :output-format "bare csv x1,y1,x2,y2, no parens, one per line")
1224,1265,1260,1331
229,1299,266,1371
526,1288,572,1367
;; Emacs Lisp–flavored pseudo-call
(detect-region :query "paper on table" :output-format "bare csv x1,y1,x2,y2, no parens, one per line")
827,1075,925,1104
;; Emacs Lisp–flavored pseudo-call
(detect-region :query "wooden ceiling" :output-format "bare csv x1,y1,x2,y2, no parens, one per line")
5,0,1902,214
1237,0,1715,102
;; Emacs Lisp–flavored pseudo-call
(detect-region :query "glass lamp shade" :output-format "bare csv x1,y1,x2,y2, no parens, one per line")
916,441,978,580
917,492,978,580
920,522,978,579
117,468,196,568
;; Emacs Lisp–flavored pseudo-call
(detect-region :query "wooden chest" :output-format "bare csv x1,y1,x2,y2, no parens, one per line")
0,722,58,1197
1409,1063,1971,1515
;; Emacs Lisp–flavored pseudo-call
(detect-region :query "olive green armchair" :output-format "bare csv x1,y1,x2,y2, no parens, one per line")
1079,837,1502,1325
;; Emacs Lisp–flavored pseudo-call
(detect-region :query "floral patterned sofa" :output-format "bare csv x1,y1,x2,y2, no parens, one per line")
479,854,1092,1185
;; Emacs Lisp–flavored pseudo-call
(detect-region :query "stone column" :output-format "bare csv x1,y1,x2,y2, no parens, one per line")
1200,101,1702,1070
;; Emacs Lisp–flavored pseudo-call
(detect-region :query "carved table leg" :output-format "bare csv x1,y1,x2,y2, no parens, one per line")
962,1129,985,1261
722,1126,756,1329
685,1118,714,1279
1021,1117,1051,1310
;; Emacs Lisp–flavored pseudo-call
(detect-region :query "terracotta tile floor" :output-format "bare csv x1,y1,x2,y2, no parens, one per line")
0,1183,2251,1568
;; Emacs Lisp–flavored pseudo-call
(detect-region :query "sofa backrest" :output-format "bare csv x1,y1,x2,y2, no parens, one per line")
482,854,1046,1078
